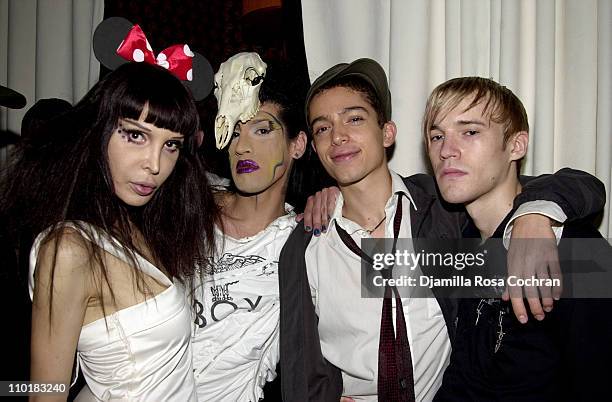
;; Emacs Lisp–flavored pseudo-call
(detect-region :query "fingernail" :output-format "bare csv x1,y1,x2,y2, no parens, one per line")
535,314,544,321
553,296,560,301
314,228,321,236
305,226,312,232
543,306,552,312
322,225,327,233
518,315,527,324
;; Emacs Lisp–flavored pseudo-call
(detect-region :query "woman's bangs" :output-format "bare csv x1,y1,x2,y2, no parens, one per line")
116,91,150,123
110,64,199,138
143,95,199,138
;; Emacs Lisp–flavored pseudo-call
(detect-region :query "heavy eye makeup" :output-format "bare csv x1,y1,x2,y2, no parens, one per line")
231,124,244,141
117,119,184,153
248,113,283,136
258,112,283,134
117,123,146,144
164,139,184,153
251,120,276,136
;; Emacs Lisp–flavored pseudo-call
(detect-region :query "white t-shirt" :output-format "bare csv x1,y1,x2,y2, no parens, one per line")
192,207,297,402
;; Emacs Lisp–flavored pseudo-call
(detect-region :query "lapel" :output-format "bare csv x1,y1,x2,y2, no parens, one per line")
402,176,459,344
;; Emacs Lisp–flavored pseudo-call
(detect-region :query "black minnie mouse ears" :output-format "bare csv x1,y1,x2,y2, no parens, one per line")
93,17,214,101
0,85,26,109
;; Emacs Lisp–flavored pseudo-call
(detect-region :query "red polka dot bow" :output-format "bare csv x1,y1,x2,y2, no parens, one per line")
116,24,194,81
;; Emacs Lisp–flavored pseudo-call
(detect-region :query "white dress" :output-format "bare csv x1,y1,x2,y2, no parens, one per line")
29,222,197,402
191,208,297,401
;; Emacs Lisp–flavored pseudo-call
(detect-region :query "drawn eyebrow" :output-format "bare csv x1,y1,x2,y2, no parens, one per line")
260,111,282,125
122,119,185,140
122,119,152,132
253,112,283,128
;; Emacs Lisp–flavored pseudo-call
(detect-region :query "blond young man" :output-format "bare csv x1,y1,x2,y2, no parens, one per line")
424,77,611,402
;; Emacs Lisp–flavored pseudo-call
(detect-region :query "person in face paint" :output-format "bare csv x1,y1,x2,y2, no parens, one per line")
0,62,219,401
191,54,309,402
228,102,297,204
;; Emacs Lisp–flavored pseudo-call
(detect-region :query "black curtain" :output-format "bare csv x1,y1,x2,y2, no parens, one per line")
103,0,313,182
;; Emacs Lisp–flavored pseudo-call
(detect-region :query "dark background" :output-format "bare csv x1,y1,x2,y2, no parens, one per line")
103,0,313,186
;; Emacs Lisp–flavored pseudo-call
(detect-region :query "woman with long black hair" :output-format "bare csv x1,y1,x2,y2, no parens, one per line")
2,60,219,401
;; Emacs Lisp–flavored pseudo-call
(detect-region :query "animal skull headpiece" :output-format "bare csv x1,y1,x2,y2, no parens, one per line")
214,52,267,149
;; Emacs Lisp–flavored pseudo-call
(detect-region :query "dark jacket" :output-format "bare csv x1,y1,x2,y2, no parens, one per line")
278,169,605,402
434,217,612,402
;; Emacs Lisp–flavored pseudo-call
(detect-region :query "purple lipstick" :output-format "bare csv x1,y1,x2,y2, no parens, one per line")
236,159,260,174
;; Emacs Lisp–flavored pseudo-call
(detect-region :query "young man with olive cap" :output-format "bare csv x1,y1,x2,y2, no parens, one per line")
278,58,605,401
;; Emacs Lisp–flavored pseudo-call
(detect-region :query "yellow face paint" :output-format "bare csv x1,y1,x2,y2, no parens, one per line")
267,115,286,179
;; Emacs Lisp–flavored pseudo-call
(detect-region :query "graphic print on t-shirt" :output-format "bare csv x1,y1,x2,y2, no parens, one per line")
200,252,266,275
193,252,277,329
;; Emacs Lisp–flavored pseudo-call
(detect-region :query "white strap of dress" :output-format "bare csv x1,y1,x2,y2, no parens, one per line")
71,353,80,388
65,221,172,287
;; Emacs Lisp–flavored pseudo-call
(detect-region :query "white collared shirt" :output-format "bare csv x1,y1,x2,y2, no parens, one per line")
305,171,451,401
503,200,566,248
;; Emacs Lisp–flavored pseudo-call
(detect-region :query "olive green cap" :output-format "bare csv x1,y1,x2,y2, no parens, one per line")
305,58,391,123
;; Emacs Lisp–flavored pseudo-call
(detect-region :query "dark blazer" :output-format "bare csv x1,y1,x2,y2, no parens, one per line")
278,169,605,402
